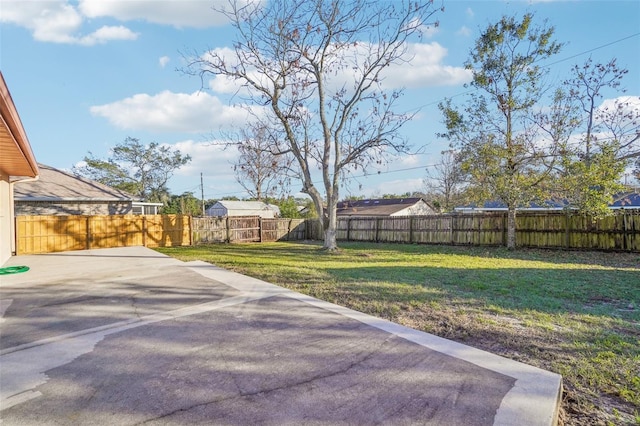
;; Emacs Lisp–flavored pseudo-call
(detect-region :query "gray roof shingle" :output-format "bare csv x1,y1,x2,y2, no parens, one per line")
13,164,138,201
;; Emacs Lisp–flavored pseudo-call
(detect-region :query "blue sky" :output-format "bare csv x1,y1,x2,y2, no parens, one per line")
2,0,639,201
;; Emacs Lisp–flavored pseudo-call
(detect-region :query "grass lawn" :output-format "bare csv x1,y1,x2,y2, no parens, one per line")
156,241,640,425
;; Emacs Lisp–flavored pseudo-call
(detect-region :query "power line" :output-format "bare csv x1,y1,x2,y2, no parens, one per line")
407,32,640,113
180,33,640,199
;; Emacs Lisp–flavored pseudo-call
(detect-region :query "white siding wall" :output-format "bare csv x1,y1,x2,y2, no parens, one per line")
391,201,434,216
0,172,11,264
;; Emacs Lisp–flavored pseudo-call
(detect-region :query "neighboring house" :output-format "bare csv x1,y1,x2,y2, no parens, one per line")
13,164,162,216
1,72,39,264
336,198,436,217
454,193,640,213
206,200,280,218
611,192,640,209
454,200,568,213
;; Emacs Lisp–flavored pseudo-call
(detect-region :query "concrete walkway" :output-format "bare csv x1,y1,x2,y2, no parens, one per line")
0,247,561,425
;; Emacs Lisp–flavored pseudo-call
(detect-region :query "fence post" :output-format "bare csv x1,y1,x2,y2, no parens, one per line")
409,216,414,243
622,210,627,251
503,212,508,247
565,211,571,249
85,216,91,250
450,214,455,245
259,217,263,242
142,216,147,247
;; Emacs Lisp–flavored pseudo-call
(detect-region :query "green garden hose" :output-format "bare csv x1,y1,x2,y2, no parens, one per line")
0,266,30,275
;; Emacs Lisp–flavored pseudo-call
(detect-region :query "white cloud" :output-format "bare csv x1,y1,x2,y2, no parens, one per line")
159,56,171,68
364,178,425,197
90,91,251,133
596,96,640,118
170,139,238,177
0,0,138,45
397,154,421,167
78,0,231,28
466,8,474,19
456,26,471,37
167,139,248,198
205,41,471,96
78,25,138,45
383,42,472,88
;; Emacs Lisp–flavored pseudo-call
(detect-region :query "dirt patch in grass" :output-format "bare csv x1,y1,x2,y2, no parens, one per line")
389,303,638,426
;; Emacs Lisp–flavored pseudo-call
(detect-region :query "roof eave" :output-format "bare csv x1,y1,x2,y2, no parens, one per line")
0,72,39,178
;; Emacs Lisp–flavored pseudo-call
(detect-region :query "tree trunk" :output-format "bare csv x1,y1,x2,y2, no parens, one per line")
507,207,517,250
323,193,339,250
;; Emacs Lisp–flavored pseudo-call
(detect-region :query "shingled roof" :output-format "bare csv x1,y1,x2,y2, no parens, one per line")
14,164,138,202
337,198,431,216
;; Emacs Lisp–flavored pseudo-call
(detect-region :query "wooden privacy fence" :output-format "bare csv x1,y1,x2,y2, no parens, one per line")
333,211,640,251
192,217,308,243
14,211,640,255
16,215,309,254
16,215,192,255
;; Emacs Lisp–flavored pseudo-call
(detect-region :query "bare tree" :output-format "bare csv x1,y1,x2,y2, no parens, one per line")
424,150,467,212
564,58,640,165
184,0,442,250
234,124,292,201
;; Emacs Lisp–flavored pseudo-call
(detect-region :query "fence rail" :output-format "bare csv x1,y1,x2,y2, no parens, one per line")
14,211,640,255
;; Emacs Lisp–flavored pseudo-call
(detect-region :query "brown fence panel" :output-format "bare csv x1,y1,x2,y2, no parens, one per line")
378,217,411,243
338,217,376,241
411,215,452,244
287,219,308,240
16,215,87,254
623,210,640,251
261,218,305,242
145,215,191,247
16,214,190,254
228,216,260,242
516,212,568,249
89,215,144,248
260,218,278,242
192,217,309,244
192,217,228,243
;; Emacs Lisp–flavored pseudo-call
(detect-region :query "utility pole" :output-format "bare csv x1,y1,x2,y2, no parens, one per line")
201,173,205,216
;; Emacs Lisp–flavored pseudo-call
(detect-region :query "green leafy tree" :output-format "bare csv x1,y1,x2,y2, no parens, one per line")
185,0,443,250
553,58,637,216
163,192,202,215
439,14,562,249
74,137,191,203
275,196,301,219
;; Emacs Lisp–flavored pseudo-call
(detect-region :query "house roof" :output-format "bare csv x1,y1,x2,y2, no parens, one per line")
456,192,640,211
611,192,640,208
337,198,425,216
14,164,139,202
0,72,38,178
210,200,274,211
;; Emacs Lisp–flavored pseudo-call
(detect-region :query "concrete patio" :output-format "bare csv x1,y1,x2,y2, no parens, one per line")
0,247,561,425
